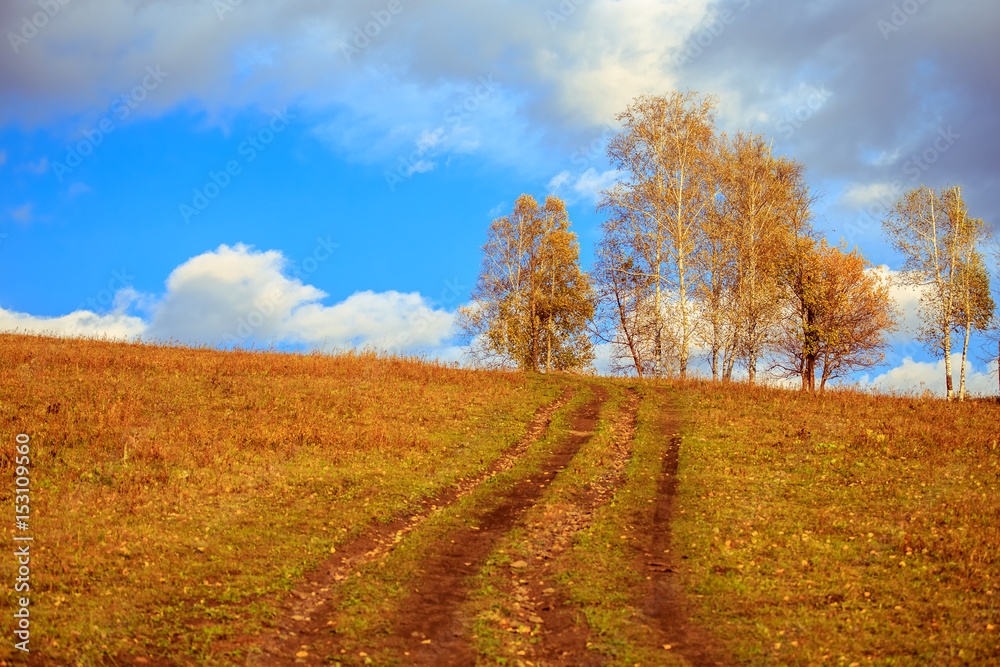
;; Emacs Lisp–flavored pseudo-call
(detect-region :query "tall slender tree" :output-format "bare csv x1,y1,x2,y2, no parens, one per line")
953,251,994,400
882,186,991,400
592,231,657,377
716,131,805,383
598,91,717,379
536,197,596,372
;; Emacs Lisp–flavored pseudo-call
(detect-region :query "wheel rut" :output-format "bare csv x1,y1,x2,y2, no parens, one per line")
224,387,574,666
379,385,609,665
634,388,732,666
476,386,641,667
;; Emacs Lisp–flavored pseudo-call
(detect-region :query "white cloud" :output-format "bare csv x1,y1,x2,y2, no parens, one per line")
860,354,998,397
872,265,925,341
548,167,621,203
1,244,456,353
572,168,621,201
839,182,902,209
406,159,435,175
0,308,146,340
288,290,453,350
547,171,571,191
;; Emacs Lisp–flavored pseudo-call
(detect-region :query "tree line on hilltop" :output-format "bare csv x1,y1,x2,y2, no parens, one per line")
457,91,998,399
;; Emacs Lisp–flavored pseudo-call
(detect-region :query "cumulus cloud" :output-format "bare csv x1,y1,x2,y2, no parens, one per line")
1,243,456,354
871,265,925,342
0,307,146,340
144,244,455,349
860,354,998,397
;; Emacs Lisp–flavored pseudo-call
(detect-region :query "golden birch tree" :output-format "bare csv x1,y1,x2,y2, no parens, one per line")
598,91,717,379
715,131,804,383
774,240,898,391
536,197,596,372
592,226,661,377
953,244,994,400
693,176,739,381
882,185,990,400
457,194,594,372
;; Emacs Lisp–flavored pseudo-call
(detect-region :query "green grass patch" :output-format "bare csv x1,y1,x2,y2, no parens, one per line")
672,381,1000,666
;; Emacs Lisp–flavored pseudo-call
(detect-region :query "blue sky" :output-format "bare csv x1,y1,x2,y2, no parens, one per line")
2,0,998,393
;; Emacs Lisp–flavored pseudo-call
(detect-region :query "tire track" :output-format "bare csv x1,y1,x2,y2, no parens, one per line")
371,384,611,665
474,387,641,666
219,387,574,666
634,389,732,667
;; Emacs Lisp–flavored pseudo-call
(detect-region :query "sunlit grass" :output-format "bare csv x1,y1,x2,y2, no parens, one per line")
673,380,1000,665
0,333,561,663
3,332,998,664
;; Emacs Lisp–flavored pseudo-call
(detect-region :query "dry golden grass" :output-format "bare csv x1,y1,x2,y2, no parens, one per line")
0,333,560,663
4,332,999,665
672,379,1000,665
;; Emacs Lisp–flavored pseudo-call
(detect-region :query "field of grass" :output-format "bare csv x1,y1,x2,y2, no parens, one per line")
0,334,560,663
673,380,1000,665
1,332,998,665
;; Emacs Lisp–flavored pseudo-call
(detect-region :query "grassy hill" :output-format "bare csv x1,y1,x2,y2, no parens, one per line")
1,333,997,665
